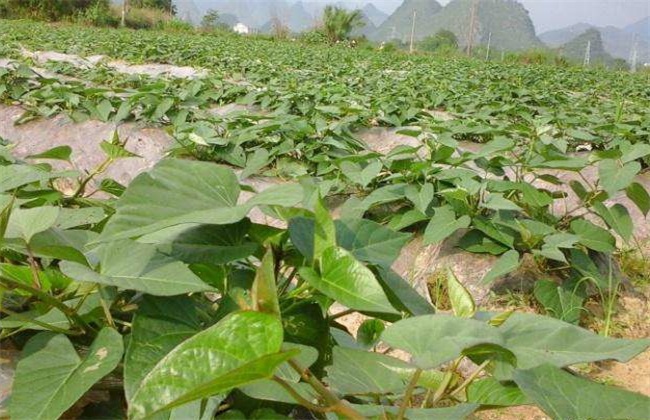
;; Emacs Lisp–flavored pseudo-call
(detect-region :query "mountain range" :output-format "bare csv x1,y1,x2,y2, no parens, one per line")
557,28,615,65
540,19,650,64
151,0,649,61
371,0,542,52
623,16,649,42
178,0,389,32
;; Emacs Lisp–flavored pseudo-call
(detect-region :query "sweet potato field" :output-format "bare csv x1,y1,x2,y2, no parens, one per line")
0,20,649,420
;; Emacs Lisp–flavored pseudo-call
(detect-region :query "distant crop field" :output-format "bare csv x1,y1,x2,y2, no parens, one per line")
1,19,649,420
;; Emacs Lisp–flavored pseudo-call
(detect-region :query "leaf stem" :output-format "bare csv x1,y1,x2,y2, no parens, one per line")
272,376,326,413
0,275,93,333
397,368,422,420
329,308,355,320
288,359,364,420
0,307,83,335
73,156,113,198
448,359,490,397
25,245,42,289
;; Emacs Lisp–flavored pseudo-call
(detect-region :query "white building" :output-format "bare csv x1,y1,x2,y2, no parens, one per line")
233,23,249,35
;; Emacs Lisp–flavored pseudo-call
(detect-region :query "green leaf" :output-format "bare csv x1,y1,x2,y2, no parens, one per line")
473,217,515,248
483,193,522,211
325,346,412,395
96,99,113,122
96,160,303,244
6,206,60,243
447,269,475,318
533,280,584,324
0,196,13,244
97,159,242,242
148,221,258,265
99,178,126,197
466,378,530,406
129,311,292,419
152,97,174,120
21,228,93,265
357,319,385,349
350,403,478,419
626,182,650,216
241,148,270,180
335,218,411,267
0,263,71,293
405,183,434,213
519,184,553,207
9,328,123,420
482,250,520,284
299,246,397,314
124,296,203,402
598,159,640,195
514,364,650,420
313,196,336,261
499,313,650,370
570,219,616,252
100,140,139,159
423,206,470,245
252,249,280,315
26,146,72,161
0,165,75,192
592,203,633,242
382,315,504,369
274,343,319,383
387,209,428,231
539,233,579,263
54,207,105,230
60,240,213,296
240,380,316,404
114,101,132,122
289,218,411,268
621,143,650,164
340,160,382,188
376,268,436,316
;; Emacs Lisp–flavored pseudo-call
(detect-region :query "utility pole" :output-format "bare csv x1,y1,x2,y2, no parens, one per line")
583,40,591,67
121,0,127,27
409,11,417,54
630,36,638,73
485,32,492,61
466,0,479,56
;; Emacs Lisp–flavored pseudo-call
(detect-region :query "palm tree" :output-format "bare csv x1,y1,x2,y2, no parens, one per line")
322,5,364,43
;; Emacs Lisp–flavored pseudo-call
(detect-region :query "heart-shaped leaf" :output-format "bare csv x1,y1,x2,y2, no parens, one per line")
299,246,397,314
10,328,123,420
129,311,293,419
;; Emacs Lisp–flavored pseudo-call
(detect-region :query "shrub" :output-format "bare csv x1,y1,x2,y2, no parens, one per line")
300,28,329,45
75,1,119,27
419,30,458,54
123,6,168,29
155,18,193,33
322,5,364,43
0,0,105,21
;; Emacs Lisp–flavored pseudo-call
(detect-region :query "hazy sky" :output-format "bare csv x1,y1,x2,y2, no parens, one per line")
354,0,650,33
